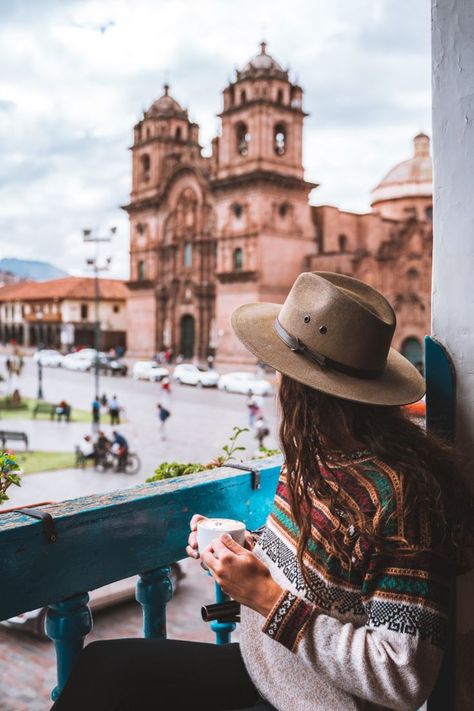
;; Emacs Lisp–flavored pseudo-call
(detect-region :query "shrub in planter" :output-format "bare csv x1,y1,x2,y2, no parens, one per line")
147,427,280,483
0,451,22,505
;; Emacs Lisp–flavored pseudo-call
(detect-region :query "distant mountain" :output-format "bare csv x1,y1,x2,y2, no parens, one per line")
0,258,69,282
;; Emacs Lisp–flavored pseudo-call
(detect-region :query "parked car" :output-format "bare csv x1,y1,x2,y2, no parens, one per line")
218,371,273,396
173,364,219,387
33,349,64,367
1,565,182,639
98,355,128,377
132,360,169,382
62,351,95,372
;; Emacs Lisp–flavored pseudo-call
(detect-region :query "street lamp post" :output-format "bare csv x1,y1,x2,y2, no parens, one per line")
36,310,44,400
37,359,44,400
83,227,115,426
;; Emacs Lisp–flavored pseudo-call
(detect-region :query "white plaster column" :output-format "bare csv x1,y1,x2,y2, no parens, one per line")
431,1,474,708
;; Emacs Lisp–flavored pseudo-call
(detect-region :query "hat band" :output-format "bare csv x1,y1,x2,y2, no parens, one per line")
273,318,385,380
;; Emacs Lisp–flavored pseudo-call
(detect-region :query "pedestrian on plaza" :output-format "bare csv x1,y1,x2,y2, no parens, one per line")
5,357,11,378
157,379,172,441
246,391,262,428
108,395,121,425
111,430,129,472
55,400,71,422
100,393,108,408
254,415,270,449
49,272,473,711
91,397,101,426
157,404,170,441
77,435,95,467
207,355,214,370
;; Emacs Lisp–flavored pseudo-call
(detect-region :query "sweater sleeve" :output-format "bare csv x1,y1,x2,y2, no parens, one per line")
261,546,451,711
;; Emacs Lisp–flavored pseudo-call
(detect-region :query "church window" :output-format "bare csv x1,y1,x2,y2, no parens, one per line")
240,90,247,104
278,203,288,218
233,203,243,218
277,89,284,105
338,234,348,252
274,124,286,156
146,127,151,138
407,268,421,291
137,260,145,281
236,122,250,156
175,126,182,140
233,248,243,271
228,86,235,107
136,222,145,235
425,205,433,221
113,304,120,314
80,304,88,321
140,154,151,182
184,242,193,268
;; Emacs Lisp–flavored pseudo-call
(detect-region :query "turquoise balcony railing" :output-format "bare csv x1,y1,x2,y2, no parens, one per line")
0,456,282,701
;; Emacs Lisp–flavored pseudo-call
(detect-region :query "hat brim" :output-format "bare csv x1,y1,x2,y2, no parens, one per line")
231,302,425,407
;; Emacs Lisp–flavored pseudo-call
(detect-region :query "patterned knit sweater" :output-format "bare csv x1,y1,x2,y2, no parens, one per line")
240,453,452,711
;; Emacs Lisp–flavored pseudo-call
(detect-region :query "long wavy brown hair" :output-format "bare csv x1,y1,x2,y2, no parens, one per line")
278,374,473,588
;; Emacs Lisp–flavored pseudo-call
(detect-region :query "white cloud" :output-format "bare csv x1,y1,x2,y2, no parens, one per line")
0,0,431,277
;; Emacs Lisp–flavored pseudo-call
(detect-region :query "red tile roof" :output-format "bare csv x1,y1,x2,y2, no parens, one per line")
0,277,129,302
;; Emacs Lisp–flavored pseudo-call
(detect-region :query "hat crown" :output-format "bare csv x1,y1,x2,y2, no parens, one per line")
278,272,396,372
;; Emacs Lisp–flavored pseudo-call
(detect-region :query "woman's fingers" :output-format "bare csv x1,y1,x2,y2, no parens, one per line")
190,513,207,531
186,544,199,559
187,530,199,556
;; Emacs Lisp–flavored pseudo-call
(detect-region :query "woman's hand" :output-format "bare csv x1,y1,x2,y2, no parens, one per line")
186,514,256,559
200,533,283,617
186,514,207,559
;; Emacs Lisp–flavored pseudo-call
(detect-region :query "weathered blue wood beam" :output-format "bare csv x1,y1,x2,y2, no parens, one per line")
0,456,282,622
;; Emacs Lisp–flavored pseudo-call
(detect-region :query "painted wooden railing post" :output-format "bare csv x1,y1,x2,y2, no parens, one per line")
211,581,236,644
45,592,93,700
136,566,173,639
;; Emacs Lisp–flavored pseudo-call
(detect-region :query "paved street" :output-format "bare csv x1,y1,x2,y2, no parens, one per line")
0,357,279,508
0,558,239,711
0,357,272,710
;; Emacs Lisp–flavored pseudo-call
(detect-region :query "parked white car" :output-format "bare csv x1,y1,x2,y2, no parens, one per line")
218,371,273,396
33,349,64,367
173,364,219,387
132,360,169,382
62,350,96,372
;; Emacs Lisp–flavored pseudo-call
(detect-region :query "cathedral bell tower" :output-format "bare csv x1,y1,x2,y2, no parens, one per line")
216,42,306,181
211,43,317,365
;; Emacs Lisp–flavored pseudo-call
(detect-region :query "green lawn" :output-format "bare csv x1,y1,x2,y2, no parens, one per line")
0,397,91,423
14,450,76,475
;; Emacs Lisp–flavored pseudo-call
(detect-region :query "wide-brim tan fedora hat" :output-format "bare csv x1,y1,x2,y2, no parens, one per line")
231,271,425,406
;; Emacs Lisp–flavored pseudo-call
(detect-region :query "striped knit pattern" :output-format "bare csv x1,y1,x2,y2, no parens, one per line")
260,454,451,652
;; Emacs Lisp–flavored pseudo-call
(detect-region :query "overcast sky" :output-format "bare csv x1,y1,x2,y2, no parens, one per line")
0,0,431,279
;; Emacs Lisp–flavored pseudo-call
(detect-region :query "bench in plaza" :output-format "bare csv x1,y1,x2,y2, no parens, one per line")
32,401,56,419
33,402,72,421
0,429,28,450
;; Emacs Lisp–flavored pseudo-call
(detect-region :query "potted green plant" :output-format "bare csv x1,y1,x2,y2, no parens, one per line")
0,451,22,505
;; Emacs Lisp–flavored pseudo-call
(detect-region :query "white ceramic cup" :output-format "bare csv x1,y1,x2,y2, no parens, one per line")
196,517,246,554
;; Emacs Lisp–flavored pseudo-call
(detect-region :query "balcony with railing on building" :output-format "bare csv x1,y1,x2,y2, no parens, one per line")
0,455,282,705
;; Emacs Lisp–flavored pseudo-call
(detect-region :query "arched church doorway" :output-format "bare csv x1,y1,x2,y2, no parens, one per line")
401,336,423,369
180,315,195,359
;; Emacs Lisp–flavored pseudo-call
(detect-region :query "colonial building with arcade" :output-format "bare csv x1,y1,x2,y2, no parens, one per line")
124,43,432,368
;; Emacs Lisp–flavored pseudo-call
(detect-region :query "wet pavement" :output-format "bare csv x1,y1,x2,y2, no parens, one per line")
0,357,279,509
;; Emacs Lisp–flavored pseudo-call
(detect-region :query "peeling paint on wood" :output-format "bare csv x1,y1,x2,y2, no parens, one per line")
0,456,282,621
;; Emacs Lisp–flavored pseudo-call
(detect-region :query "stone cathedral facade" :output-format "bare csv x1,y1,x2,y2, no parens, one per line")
124,44,432,368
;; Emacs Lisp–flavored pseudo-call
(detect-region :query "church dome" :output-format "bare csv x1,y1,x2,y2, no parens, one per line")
371,133,432,205
145,84,187,119
238,42,288,80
